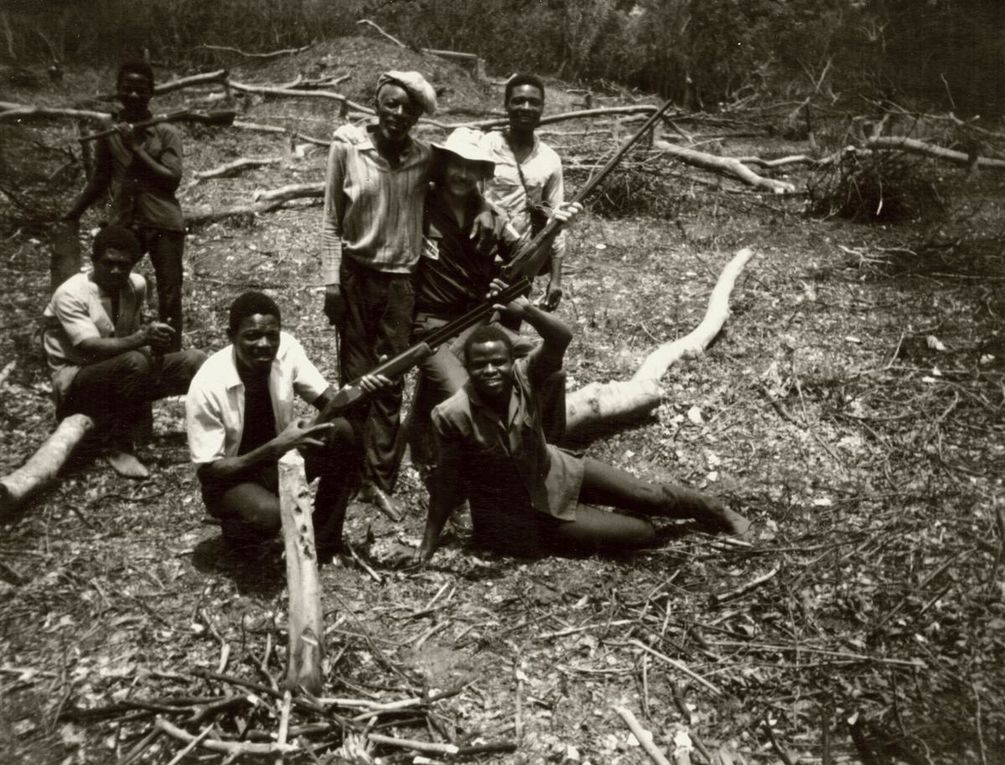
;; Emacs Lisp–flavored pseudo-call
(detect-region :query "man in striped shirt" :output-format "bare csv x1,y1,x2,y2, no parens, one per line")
321,71,436,514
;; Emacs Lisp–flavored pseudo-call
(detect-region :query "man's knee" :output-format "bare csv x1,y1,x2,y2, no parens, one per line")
175,349,207,376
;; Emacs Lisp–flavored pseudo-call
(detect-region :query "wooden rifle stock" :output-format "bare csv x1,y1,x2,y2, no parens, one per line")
502,100,675,280
314,278,532,424
78,108,237,142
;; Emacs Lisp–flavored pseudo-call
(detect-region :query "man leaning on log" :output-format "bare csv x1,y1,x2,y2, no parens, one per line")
42,226,206,478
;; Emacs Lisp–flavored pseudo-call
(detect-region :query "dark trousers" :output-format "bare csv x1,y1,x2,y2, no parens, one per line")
137,228,185,351
472,458,722,556
338,260,414,493
61,349,206,439
201,418,363,551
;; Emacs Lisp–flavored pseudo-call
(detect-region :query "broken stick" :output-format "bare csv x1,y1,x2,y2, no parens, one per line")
278,451,324,694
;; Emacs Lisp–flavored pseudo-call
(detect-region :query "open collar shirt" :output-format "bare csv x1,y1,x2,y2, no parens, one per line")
478,130,566,262
186,332,329,465
431,355,583,521
321,123,432,284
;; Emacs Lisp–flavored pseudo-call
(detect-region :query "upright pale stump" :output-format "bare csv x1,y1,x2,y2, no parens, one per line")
278,450,324,694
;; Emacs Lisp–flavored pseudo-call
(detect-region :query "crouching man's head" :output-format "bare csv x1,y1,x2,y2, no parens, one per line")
462,325,516,403
91,225,141,293
227,291,281,378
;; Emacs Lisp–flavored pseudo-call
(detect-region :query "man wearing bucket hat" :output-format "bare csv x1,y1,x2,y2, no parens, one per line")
478,73,567,312
321,70,435,516
412,127,581,408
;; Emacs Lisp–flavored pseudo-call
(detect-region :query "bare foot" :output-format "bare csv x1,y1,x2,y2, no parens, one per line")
105,449,150,479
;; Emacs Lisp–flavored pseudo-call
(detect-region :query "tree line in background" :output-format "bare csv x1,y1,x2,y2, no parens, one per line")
2,0,1002,116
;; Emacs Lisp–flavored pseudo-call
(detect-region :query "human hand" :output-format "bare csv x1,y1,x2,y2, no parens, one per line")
324,284,347,327
115,121,144,151
358,373,393,395
551,201,583,226
488,277,530,317
470,207,506,254
274,417,335,454
142,321,176,352
540,281,563,312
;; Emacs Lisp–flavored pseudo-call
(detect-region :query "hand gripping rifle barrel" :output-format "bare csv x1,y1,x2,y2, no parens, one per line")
502,99,675,281
313,279,532,425
78,108,237,142
315,99,675,424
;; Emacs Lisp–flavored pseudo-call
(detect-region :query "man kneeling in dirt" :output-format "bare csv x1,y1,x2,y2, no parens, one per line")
185,291,389,555
418,284,750,562
42,226,206,478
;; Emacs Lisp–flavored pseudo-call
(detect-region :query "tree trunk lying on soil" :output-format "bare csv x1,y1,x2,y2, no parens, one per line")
654,141,796,193
278,451,324,694
865,136,1005,170
0,414,95,513
565,247,755,440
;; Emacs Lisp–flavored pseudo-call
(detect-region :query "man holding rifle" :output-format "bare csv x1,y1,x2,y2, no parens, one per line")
186,291,390,554
63,60,187,351
479,73,566,311
418,285,751,562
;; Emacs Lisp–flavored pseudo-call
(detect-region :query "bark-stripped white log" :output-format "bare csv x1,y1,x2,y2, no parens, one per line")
865,136,1005,170
278,451,324,694
0,102,107,123
0,414,96,513
654,140,796,193
191,156,281,182
566,248,755,438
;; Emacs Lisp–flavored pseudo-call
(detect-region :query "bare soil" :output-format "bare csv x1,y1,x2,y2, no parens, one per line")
1,36,1004,765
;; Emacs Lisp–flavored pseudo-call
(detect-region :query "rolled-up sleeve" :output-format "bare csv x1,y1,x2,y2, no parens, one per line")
288,337,330,404
51,291,99,348
186,384,227,465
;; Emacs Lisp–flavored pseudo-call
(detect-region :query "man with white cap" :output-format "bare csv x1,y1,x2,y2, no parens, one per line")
321,70,436,515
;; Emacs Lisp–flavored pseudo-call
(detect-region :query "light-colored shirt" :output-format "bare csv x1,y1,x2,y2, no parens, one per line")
432,353,583,521
478,130,565,263
42,272,146,399
321,123,432,284
185,333,329,465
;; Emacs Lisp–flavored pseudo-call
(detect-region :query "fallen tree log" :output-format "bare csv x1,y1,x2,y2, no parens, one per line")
566,247,755,439
0,414,96,513
230,119,329,145
186,197,322,226
278,451,324,694
229,80,374,117
0,102,107,123
865,135,1005,170
654,140,796,193
198,43,313,59
192,156,281,181
252,182,323,203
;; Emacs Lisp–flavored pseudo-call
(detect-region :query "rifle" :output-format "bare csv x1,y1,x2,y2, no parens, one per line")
314,278,531,424
315,100,675,424
78,108,236,142
502,99,675,280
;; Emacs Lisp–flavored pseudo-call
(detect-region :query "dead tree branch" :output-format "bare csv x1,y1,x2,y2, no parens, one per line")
865,136,1005,170
196,43,313,59
566,248,756,439
654,140,796,193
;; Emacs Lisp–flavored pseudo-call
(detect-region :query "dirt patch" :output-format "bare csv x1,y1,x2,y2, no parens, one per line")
2,43,1005,765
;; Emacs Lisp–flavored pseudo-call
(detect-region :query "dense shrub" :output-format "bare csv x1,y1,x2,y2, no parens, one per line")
2,0,1001,116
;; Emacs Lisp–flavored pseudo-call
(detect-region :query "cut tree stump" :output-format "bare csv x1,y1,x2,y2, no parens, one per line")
0,413,96,514
566,247,755,439
278,451,324,694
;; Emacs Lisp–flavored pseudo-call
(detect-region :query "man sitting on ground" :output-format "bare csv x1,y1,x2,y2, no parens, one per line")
42,225,205,477
418,283,750,562
186,291,389,554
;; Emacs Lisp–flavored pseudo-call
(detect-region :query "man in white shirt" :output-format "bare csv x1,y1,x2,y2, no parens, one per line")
479,73,566,311
186,291,387,553
43,225,205,478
